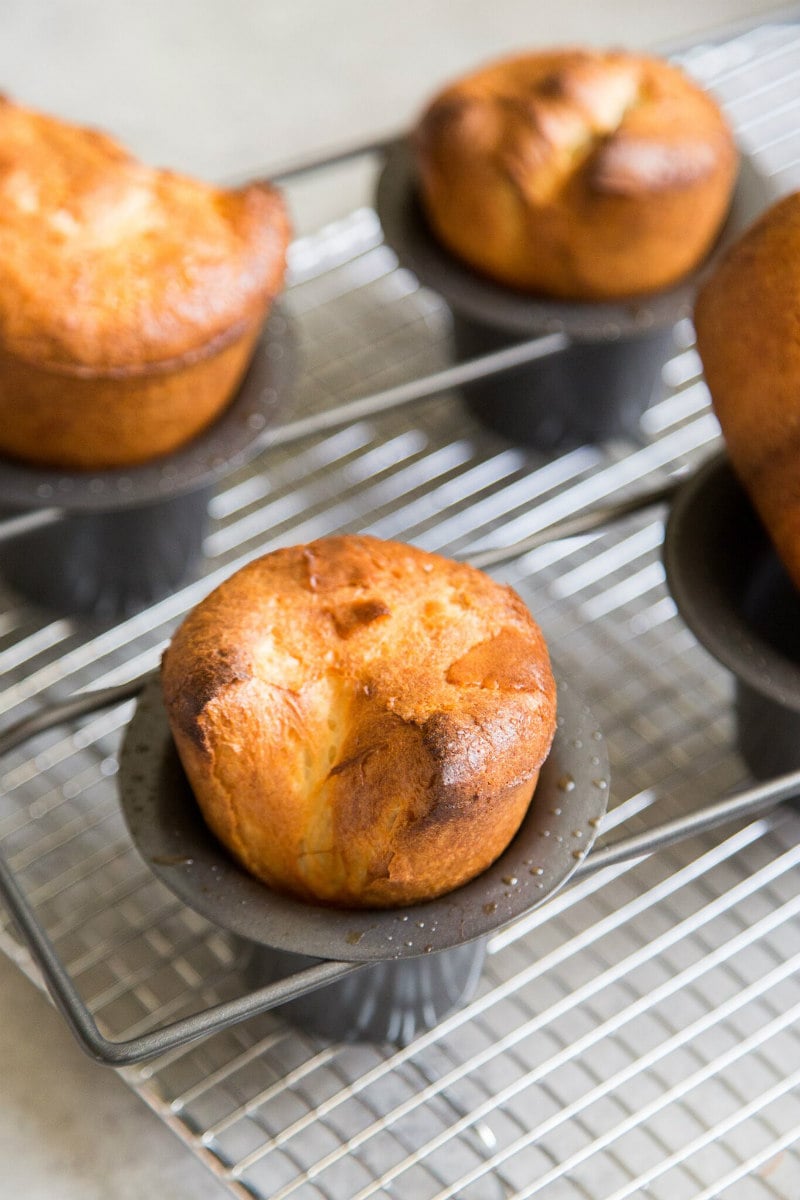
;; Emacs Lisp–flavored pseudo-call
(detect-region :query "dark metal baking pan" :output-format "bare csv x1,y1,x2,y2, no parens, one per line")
664,452,800,779
375,141,773,449
118,667,608,1043
118,670,609,962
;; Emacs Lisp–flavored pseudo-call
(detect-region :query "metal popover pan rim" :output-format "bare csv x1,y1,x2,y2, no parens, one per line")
118,669,610,963
664,451,800,713
0,307,296,514
375,140,774,342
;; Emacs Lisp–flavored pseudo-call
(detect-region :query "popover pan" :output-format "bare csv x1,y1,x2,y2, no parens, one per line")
119,671,609,1042
0,309,295,618
120,671,608,960
375,142,773,450
664,452,800,780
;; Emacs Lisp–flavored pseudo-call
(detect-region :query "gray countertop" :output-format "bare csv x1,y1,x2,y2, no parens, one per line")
0,2,788,1197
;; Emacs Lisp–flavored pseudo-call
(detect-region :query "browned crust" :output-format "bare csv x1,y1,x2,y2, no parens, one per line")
161,535,557,907
162,644,253,754
694,191,800,592
412,48,738,299
0,95,290,372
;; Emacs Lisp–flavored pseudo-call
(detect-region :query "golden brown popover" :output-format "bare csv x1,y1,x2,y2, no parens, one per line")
413,48,738,299
0,95,290,469
162,535,557,908
694,191,800,591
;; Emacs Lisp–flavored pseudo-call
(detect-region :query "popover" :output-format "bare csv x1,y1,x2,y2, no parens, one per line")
412,48,738,299
0,95,290,469
162,535,557,908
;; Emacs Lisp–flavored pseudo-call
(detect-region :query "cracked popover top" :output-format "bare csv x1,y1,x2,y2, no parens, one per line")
412,48,738,299
162,535,557,908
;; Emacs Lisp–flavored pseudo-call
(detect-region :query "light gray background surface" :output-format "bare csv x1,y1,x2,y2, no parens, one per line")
0,2,788,1197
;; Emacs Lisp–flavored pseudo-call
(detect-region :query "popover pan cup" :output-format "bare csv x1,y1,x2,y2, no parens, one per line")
119,672,609,1044
0,309,295,619
0,490,212,620
241,939,488,1045
664,452,800,781
375,143,772,450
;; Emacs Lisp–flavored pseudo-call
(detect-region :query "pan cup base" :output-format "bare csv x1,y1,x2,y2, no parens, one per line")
454,316,675,450
0,487,211,618
243,937,487,1044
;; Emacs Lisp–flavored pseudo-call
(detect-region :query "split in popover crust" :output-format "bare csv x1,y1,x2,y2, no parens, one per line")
162,535,557,908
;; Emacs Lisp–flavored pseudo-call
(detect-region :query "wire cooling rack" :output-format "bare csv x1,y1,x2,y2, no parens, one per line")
1,17,800,1200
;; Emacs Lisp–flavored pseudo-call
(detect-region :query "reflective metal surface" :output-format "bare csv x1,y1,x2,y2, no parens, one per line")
119,673,608,961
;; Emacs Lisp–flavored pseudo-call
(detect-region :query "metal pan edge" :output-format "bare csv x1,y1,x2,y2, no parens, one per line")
375,139,774,342
118,671,609,962
0,307,296,513
664,451,800,712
